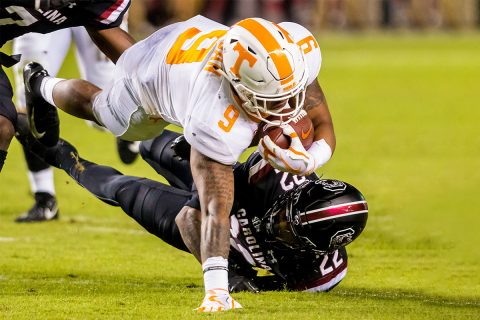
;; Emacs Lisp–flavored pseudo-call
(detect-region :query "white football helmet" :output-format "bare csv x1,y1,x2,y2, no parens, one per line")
219,18,308,124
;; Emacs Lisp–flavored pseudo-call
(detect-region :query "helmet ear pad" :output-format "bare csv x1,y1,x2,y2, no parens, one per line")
266,180,368,253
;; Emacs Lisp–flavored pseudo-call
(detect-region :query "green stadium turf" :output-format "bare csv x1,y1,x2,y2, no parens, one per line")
1,33,479,319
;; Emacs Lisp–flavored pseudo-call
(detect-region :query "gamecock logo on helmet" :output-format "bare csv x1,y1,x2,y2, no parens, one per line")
316,180,347,192
329,228,355,248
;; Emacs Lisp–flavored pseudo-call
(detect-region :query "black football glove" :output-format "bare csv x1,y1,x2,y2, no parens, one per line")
170,135,191,161
228,271,260,293
39,0,76,10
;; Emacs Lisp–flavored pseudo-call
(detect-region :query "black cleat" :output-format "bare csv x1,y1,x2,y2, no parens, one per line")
116,138,140,164
23,62,59,147
15,192,59,223
44,139,81,172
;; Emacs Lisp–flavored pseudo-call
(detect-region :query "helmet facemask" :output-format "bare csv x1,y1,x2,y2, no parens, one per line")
262,182,325,253
229,71,308,125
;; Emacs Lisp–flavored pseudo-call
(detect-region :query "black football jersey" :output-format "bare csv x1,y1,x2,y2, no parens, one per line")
0,0,130,47
229,152,348,291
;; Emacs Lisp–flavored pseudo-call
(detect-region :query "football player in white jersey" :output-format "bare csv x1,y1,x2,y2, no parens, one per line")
25,15,335,312
13,20,134,223
18,128,368,298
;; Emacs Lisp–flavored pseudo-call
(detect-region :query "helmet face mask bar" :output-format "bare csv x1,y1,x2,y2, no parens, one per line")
262,180,369,254
263,182,324,253
228,71,308,125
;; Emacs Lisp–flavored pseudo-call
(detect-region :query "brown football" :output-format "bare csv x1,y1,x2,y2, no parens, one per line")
258,109,314,149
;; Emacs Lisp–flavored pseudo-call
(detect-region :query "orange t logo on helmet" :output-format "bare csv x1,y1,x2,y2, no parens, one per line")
229,41,257,79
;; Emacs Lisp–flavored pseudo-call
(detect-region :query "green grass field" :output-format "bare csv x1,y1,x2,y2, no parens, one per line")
1,32,479,319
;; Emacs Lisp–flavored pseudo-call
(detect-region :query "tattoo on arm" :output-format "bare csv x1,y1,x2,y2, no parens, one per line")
190,148,234,261
304,80,336,151
304,80,326,112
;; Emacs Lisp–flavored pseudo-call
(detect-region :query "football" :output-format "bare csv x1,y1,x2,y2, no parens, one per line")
258,109,314,149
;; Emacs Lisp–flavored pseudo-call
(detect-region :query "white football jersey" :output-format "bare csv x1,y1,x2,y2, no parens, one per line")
116,15,322,165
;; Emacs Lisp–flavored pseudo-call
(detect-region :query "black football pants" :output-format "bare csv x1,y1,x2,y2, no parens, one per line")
62,131,196,253
0,67,17,128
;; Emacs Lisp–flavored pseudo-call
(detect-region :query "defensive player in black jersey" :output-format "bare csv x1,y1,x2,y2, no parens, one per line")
0,0,133,176
20,126,368,308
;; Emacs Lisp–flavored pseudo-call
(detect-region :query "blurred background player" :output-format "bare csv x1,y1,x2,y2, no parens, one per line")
0,0,133,179
126,0,479,33
12,21,137,223
127,0,314,34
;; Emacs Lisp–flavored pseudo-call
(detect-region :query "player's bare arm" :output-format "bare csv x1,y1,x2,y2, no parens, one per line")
259,80,335,175
188,147,241,310
175,206,202,263
189,148,233,261
86,27,135,63
304,80,336,153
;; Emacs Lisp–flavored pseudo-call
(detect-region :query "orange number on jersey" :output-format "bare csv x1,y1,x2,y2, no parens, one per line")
218,105,240,132
297,35,319,55
167,28,227,65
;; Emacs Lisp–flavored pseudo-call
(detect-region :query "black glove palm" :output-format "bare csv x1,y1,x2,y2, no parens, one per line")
228,272,260,293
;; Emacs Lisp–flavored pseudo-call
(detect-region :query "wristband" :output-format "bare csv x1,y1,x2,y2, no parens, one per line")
307,139,332,171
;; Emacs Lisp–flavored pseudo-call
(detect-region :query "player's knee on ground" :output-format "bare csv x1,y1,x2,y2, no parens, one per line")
140,131,193,190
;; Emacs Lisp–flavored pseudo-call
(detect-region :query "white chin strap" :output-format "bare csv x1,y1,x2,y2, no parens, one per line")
233,84,307,125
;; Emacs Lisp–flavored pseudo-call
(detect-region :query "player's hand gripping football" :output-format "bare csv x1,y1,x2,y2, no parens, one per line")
258,124,315,176
195,289,243,312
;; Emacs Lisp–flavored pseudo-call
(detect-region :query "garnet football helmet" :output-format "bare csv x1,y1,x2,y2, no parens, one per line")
219,18,308,124
262,179,368,253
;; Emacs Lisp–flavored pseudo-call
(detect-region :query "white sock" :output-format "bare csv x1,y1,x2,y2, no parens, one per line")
202,256,229,294
39,77,64,108
28,168,55,195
